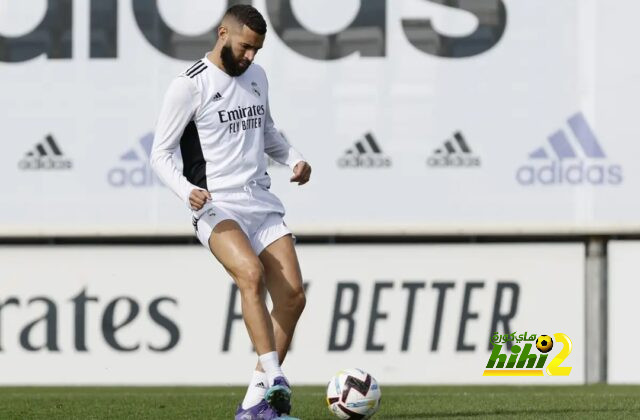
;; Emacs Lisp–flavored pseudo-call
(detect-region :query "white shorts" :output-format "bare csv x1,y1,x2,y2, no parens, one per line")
192,185,292,256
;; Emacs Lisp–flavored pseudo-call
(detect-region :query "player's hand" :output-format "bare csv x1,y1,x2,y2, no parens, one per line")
290,161,311,185
189,189,211,210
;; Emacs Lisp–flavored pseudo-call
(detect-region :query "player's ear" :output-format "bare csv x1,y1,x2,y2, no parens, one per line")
218,25,228,41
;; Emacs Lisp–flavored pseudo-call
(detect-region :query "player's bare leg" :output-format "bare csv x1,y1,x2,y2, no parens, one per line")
208,220,277,357
260,234,306,364
210,220,293,417
241,234,304,416
240,234,304,415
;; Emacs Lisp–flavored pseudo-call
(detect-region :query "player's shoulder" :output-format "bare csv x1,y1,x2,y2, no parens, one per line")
247,62,267,79
248,61,266,73
181,58,209,80
173,58,211,95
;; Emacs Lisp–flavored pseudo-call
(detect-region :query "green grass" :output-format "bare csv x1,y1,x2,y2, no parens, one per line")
0,385,638,419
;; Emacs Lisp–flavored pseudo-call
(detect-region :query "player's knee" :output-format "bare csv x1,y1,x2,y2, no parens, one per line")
275,287,306,316
293,289,306,315
236,262,265,297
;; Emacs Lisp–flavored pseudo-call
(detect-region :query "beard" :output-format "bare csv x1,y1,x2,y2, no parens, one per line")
220,44,250,77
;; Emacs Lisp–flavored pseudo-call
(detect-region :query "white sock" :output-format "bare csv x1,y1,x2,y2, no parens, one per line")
258,351,285,386
241,370,268,409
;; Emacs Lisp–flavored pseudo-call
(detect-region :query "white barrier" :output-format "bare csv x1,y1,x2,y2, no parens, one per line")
0,243,585,384
607,241,640,383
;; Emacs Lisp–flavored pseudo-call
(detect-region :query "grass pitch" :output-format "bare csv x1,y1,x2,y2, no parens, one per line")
0,385,638,419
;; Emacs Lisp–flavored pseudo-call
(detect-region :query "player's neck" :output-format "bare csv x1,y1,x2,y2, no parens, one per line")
206,50,231,76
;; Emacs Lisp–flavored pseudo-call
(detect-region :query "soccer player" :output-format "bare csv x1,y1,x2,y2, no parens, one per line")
150,5,311,419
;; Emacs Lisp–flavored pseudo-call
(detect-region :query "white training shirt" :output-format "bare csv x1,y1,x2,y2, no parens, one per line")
150,54,304,208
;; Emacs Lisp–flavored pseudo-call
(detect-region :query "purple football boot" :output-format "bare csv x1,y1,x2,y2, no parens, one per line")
234,399,279,420
264,376,292,415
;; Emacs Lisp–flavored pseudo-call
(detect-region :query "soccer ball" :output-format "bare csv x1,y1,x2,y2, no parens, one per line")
326,368,381,419
536,335,554,353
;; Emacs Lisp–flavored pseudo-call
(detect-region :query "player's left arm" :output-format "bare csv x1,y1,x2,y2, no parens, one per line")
263,81,311,185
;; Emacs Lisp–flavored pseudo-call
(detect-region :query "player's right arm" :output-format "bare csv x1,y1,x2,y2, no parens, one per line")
150,77,210,209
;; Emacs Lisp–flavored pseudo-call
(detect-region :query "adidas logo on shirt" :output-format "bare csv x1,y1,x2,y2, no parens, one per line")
338,132,391,168
18,135,72,170
516,112,622,186
427,131,480,167
212,92,223,102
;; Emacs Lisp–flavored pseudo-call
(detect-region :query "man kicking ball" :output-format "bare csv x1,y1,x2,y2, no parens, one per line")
150,5,311,419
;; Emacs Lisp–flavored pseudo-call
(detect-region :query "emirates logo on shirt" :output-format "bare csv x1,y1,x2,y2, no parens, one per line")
218,105,265,135
218,105,265,123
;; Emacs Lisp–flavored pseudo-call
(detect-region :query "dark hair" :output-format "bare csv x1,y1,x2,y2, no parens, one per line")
225,5,267,35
